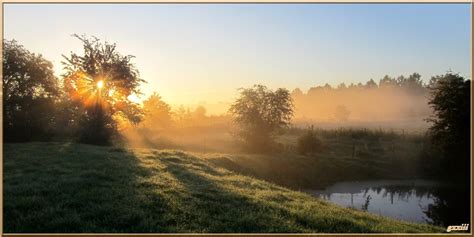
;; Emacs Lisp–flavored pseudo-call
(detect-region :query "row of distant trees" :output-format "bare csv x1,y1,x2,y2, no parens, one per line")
291,73,433,122
141,92,230,130
292,73,427,96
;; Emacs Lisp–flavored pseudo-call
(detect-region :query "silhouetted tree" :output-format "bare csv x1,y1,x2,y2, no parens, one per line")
365,79,378,89
3,39,59,142
379,75,398,88
402,73,425,95
337,83,347,90
142,92,172,129
229,85,294,153
291,88,304,98
426,73,470,181
62,34,145,145
323,83,332,91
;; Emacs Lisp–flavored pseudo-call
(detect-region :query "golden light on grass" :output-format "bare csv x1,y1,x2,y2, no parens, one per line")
97,80,104,89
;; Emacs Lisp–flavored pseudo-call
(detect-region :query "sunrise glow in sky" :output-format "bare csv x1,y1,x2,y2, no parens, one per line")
4,4,471,114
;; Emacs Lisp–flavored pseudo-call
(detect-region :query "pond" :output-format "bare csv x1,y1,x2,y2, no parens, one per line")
304,179,470,227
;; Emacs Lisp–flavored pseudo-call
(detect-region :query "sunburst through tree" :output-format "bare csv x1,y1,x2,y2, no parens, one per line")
62,34,146,145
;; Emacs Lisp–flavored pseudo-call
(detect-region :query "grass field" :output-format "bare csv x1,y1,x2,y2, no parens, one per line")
4,142,443,233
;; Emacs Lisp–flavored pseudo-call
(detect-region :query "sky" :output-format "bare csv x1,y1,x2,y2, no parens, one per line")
4,4,471,114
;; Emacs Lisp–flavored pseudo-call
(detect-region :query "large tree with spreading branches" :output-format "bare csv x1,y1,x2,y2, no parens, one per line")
62,34,146,145
3,39,60,142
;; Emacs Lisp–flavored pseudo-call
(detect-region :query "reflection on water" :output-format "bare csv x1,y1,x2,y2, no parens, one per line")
305,180,470,227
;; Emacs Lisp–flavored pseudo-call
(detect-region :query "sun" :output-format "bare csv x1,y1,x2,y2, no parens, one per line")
97,80,104,89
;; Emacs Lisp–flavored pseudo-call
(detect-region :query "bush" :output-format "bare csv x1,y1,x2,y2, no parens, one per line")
296,129,323,155
229,85,294,153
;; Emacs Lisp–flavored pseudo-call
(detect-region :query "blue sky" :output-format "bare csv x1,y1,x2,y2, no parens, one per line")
4,4,471,113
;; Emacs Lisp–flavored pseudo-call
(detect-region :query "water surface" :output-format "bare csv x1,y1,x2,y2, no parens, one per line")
305,179,470,227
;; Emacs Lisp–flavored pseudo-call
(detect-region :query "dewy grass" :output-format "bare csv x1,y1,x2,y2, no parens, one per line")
4,142,443,233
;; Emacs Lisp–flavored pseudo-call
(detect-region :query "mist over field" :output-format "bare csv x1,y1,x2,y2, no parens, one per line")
118,73,432,153
290,79,431,131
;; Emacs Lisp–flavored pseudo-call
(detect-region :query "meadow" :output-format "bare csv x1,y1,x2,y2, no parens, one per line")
3,142,443,233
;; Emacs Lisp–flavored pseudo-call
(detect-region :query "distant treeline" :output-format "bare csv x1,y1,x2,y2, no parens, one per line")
291,73,431,123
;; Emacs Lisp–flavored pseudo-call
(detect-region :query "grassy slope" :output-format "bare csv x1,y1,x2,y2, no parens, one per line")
4,142,443,233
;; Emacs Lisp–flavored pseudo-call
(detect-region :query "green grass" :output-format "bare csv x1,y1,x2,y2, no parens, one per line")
4,142,443,233
204,129,427,189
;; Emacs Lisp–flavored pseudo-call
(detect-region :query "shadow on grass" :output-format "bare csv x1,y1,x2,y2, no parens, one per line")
159,155,381,233
159,157,295,232
4,142,436,233
4,143,173,232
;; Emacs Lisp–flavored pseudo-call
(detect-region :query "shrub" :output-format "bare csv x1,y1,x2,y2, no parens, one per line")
229,85,294,153
296,129,323,155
